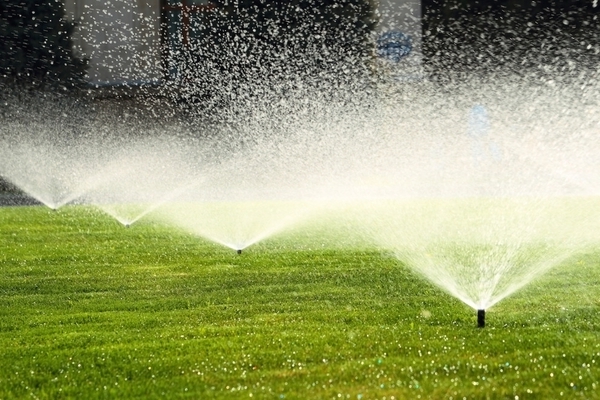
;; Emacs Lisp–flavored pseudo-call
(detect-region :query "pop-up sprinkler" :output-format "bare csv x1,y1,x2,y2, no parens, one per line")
237,249,242,255
477,309,485,328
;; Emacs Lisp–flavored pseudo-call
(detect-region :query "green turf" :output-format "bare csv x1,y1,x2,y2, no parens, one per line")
0,206,599,399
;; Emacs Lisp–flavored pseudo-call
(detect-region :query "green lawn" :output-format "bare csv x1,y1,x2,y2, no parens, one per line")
0,206,599,399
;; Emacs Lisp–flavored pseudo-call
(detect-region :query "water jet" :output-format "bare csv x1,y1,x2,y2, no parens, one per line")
155,200,315,254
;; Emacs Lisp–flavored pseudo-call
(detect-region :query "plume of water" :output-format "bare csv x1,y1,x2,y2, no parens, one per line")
151,99,382,249
362,197,600,310
357,74,600,310
79,135,210,226
155,200,314,252
1,0,599,314
0,124,105,209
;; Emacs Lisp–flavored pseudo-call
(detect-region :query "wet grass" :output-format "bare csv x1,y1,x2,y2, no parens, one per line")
0,205,599,399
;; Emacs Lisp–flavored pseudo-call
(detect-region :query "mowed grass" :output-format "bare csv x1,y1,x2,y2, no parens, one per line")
0,206,599,399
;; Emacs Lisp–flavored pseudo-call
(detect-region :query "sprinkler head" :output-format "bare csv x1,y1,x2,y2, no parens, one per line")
477,309,486,328
237,249,242,255
125,224,130,228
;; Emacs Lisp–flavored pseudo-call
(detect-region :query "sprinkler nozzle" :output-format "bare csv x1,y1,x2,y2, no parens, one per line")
477,309,485,328
237,249,242,255
125,224,130,228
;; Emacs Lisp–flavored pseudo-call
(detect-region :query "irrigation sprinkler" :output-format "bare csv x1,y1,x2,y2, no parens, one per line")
477,309,486,328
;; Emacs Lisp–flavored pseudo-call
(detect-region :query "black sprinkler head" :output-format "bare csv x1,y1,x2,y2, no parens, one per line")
125,224,130,228
237,249,242,255
477,309,485,328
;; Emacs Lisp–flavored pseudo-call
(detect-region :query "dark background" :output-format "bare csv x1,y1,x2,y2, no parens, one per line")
1,0,598,91
422,0,599,75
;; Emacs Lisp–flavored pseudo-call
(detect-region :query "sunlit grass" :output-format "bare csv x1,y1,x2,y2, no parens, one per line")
0,205,599,399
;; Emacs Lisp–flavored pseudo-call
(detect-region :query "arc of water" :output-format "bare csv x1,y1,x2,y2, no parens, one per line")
120,177,207,226
225,203,316,250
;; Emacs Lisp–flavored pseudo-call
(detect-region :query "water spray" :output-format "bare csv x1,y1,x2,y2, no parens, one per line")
477,309,485,328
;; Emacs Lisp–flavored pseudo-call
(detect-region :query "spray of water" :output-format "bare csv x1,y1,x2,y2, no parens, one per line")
359,196,600,310
0,124,104,209
0,1,599,312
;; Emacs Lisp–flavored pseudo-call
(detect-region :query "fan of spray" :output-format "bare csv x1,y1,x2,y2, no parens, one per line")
79,135,211,227
0,123,106,210
152,95,387,251
357,75,600,326
1,0,599,328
